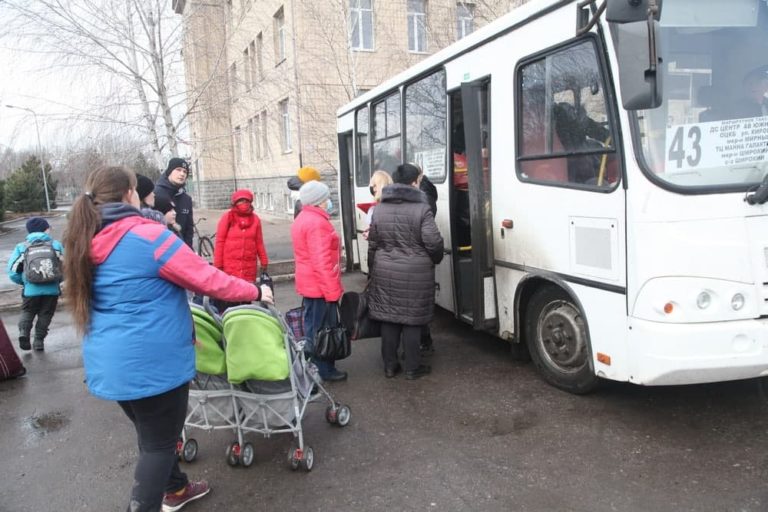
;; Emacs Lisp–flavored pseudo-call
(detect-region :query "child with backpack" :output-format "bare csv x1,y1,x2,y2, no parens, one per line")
6,217,63,351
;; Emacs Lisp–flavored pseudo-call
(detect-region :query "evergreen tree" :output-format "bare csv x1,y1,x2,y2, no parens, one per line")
4,156,57,212
133,152,161,181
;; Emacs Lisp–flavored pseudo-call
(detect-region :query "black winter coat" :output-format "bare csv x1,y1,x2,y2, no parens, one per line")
154,176,194,248
367,184,444,325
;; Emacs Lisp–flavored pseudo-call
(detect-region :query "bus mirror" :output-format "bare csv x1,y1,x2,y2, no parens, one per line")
606,0,662,23
613,20,663,110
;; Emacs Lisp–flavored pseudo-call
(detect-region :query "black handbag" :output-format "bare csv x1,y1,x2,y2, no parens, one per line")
354,288,381,340
314,304,352,361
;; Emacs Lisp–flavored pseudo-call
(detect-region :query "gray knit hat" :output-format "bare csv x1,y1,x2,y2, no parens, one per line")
299,180,330,206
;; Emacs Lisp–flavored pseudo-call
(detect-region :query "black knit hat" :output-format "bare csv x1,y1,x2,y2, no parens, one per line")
136,174,155,202
164,157,190,177
26,217,50,233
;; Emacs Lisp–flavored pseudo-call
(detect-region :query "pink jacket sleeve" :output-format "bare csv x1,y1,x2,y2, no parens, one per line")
306,220,343,302
158,233,260,302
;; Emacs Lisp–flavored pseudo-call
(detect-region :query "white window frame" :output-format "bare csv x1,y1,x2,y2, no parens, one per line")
279,99,292,152
456,2,474,40
274,7,286,63
407,0,427,53
349,0,374,51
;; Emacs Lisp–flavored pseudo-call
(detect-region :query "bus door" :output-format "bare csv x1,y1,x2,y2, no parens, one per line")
337,131,356,271
451,79,498,331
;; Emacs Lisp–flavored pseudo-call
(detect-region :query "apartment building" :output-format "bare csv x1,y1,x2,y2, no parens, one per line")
173,0,526,213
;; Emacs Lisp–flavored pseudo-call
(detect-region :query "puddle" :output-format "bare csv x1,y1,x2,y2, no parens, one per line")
23,410,69,438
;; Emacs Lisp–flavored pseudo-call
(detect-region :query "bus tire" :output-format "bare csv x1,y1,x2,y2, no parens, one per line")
525,285,598,394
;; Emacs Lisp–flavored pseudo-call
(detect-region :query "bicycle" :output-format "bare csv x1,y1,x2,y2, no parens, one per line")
193,217,215,263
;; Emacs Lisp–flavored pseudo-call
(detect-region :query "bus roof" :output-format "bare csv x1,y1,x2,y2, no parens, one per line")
336,0,568,118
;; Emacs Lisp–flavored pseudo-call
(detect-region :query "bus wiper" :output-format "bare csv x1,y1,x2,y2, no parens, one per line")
745,174,768,205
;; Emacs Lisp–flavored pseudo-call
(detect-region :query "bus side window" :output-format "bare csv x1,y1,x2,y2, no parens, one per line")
516,39,618,189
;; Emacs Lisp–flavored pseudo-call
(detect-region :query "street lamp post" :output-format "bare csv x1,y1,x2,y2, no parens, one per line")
5,104,51,212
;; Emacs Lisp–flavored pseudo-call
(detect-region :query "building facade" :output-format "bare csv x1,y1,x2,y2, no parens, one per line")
174,0,526,214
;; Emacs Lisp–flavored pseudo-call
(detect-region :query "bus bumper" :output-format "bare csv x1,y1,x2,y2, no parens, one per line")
625,317,768,385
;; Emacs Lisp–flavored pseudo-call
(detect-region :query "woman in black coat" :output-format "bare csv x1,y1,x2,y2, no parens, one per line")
367,163,444,379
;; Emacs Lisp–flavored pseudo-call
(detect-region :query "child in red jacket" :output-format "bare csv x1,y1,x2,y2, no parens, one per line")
213,190,269,311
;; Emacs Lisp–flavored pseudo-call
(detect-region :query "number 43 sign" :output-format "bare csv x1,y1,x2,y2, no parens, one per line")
665,117,768,172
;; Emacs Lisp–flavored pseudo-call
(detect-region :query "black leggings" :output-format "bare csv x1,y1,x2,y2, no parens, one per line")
118,383,189,512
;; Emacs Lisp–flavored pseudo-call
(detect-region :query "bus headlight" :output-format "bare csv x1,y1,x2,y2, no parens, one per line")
696,291,711,309
632,277,756,323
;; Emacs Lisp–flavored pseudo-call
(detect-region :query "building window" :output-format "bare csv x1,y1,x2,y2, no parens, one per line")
254,113,262,159
256,33,264,79
456,2,474,39
234,125,242,163
261,109,269,157
407,0,427,53
274,7,286,63
248,117,255,161
248,41,257,87
279,99,292,152
516,39,618,189
268,192,275,211
350,0,374,50
229,62,238,102
243,48,251,91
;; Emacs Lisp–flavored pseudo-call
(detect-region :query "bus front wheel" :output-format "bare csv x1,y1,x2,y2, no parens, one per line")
525,286,598,394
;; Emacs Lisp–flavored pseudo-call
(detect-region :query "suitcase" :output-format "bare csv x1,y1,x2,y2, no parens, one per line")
0,318,26,380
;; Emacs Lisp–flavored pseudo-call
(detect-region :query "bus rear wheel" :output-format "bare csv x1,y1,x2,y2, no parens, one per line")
525,286,598,394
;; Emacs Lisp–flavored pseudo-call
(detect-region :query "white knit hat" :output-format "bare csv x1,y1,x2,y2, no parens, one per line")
299,180,330,206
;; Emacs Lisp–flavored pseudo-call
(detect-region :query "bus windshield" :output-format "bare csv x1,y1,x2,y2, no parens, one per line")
636,0,768,189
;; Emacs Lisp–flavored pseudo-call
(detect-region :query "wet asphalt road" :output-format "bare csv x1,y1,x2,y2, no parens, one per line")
1,273,768,512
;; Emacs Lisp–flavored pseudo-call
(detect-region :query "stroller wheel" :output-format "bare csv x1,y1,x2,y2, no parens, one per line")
182,439,198,463
325,406,337,424
226,442,240,467
302,447,314,472
288,447,301,471
240,442,255,467
336,405,351,427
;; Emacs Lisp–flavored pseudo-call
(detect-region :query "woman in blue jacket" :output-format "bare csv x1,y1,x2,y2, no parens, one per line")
63,166,273,512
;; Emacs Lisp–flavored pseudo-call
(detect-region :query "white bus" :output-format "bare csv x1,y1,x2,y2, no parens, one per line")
335,0,768,393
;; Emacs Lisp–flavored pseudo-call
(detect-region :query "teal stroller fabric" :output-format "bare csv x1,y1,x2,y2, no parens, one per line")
191,305,226,375
223,308,290,383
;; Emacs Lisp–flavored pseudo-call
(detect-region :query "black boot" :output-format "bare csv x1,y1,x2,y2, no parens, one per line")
32,339,44,351
19,335,31,351
405,365,431,380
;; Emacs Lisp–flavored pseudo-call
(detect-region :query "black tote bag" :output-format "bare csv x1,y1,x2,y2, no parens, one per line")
314,304,352,361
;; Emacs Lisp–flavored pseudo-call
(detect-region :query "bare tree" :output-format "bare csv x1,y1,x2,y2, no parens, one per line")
0,0,196,166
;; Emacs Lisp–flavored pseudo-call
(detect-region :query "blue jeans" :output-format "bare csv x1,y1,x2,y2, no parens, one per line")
302,297,338,379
